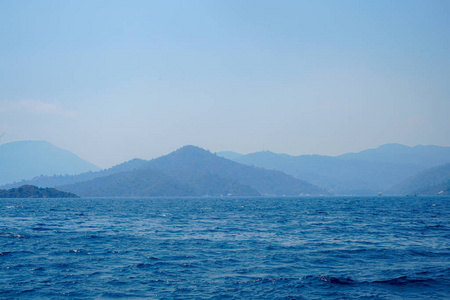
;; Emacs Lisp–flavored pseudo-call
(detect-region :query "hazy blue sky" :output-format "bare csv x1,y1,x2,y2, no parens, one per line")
1,0,449,168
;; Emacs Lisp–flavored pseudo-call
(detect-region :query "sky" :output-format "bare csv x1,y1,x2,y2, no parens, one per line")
0,0,449,168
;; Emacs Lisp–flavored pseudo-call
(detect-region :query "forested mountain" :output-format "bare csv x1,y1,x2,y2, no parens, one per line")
7,142,449,197
1,158,149,189
0,141,100,185
0,185,79,198
337,143,450,167
388,163,450,195
222,150,421,195
218,144,450,195
59,167,259,197
58,146,326,197
415,181,450,195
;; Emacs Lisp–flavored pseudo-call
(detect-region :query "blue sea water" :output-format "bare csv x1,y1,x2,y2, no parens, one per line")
1,196,449,299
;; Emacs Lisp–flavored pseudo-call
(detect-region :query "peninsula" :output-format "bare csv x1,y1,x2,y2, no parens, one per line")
0,185,79,198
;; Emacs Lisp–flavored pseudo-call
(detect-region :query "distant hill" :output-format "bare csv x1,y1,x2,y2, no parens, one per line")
9,143,448,197
415,180,450,195
1,158,149,190
59,167,259,197
143,146,326,196
0,141,101,185
222,144,450,195
0,185,79,198
338,143,450,167
58,146,327,197
388,163,450,195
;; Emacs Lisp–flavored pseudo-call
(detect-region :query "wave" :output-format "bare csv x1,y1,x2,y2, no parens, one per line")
300,275,444,288
373,276,440,286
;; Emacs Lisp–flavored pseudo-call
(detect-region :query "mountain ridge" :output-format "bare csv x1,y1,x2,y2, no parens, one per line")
0,140,101,185
5,142,450,196
9,145,327,197
218,144,450,195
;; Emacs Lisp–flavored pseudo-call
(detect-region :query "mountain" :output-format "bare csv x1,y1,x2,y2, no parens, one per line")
9,143,446,197
388,163,450,195
143,146,325,196
58,167,259,197
338,143,450,167
230,151,421,195
58,168,198,197
415,180,450,195
0,141,101,185
222,144,450,195
57,146,327,197
0,185,79,198
1,158,149,190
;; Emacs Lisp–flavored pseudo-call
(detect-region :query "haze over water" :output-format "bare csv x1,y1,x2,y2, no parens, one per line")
1,1,449,168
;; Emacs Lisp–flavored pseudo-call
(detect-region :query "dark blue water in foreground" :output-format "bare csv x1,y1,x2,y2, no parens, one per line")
1,196,449,299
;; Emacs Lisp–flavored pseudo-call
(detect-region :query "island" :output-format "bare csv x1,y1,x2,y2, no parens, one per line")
0,185,79,198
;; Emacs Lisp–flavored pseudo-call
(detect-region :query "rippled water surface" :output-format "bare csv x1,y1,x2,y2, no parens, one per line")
1,196,449,299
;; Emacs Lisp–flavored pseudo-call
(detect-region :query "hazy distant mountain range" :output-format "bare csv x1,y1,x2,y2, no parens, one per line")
0,141,100,185
2,140,450,196
218,143,450,195
2,145,326,197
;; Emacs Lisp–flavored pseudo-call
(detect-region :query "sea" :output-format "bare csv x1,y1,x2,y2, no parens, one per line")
1,196,449,299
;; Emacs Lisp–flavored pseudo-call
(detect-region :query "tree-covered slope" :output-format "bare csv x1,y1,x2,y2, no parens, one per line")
57,146,326,197
1,158,150,189
388,163,450,195
59,167,259,197
145,146,326,196
59,168,196,197
0,185,79,198
415,180,450,195
230,150,422,195
338,143,450,167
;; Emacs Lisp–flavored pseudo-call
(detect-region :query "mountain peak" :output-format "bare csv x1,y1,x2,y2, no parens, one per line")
376,143,411,151
170,145,213,157
177,145,208,152
1,140,52,148
0,140,101,185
